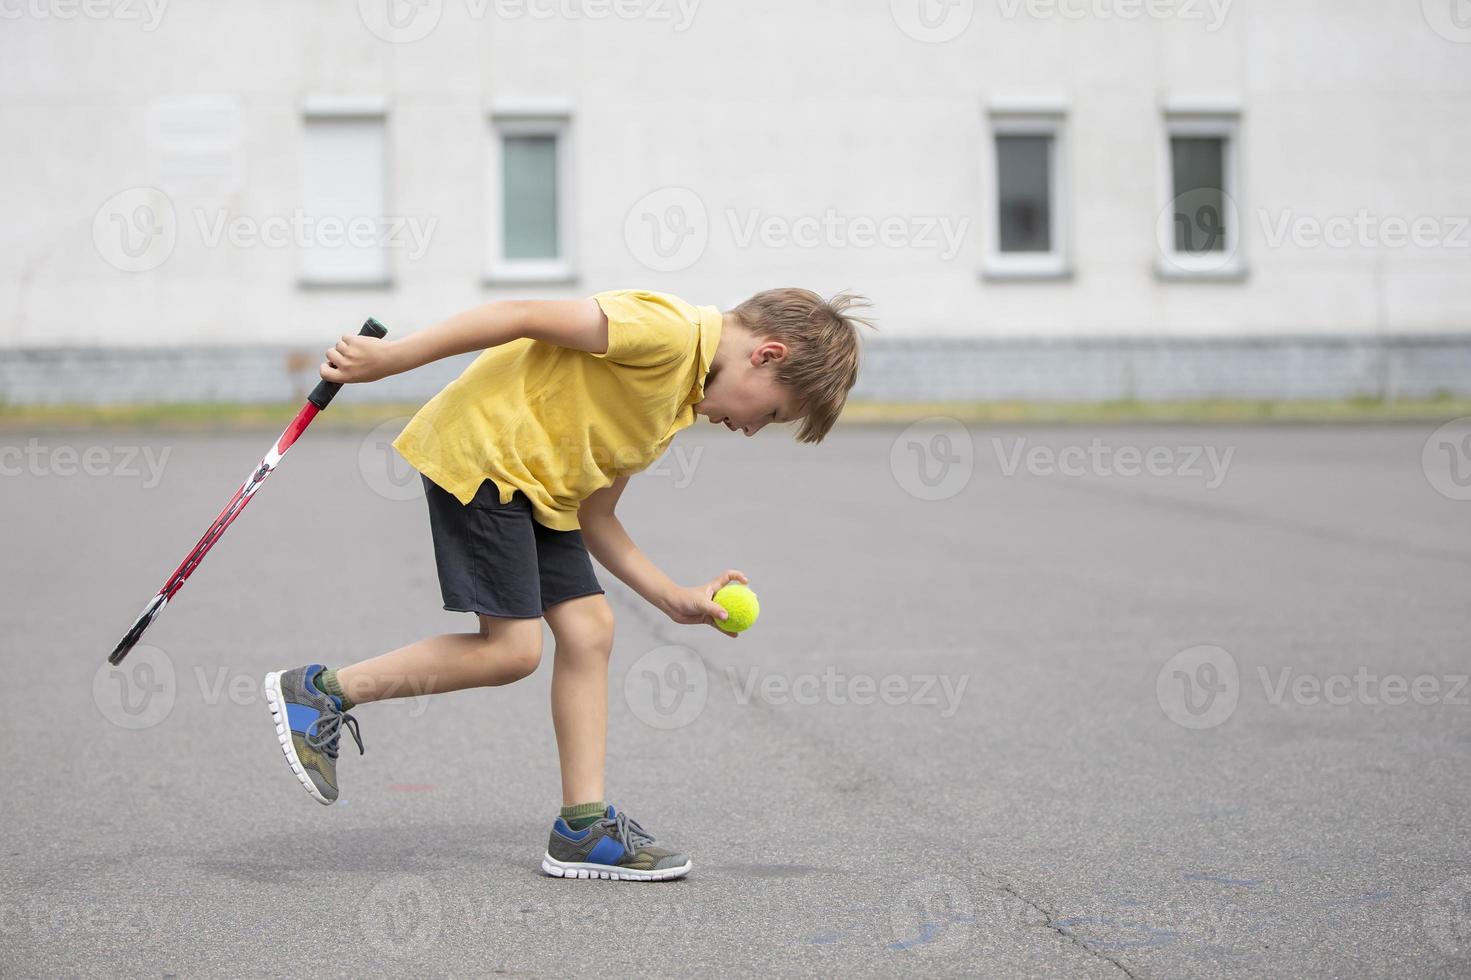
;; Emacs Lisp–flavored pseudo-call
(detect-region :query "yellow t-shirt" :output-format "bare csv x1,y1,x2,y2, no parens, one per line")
392,290,722,531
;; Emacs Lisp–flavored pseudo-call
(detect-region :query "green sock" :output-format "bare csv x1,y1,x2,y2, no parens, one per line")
313,668,354,709
561,801,607,831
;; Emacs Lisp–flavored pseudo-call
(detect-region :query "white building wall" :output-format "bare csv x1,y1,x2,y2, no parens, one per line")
1,0,1468,350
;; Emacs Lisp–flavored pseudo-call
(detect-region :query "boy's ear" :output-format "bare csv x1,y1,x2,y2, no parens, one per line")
751,340,788,366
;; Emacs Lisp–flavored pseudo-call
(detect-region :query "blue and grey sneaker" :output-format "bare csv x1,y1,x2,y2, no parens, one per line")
262,664,363,805
542,806,692,881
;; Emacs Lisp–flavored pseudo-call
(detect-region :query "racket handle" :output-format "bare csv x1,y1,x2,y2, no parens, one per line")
308,318,390,410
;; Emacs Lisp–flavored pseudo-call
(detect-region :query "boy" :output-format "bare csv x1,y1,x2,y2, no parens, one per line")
262,288,870,881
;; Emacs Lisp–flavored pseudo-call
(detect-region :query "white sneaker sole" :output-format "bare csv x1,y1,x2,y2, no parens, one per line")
540,853,692,881
263,670,333,806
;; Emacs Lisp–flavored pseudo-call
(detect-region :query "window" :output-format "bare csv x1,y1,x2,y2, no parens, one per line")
502,135,559,260
984,109,1068,279
299,98,389,287
997,135,1052,253
1158,110,1243,279
487,111,574,283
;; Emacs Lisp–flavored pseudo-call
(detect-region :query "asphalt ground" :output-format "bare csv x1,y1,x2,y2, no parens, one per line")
2,419,1469,978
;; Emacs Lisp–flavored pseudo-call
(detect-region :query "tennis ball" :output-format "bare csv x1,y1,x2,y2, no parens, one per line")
712,583,760,632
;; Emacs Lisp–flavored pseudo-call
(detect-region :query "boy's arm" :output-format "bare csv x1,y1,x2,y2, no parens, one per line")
579,477,747,638
319,299,610,384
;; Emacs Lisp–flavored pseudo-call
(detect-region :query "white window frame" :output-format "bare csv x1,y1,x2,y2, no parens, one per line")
983,107,1069,281
1157,107,1245,281
486,108,576,285
298,95,392,289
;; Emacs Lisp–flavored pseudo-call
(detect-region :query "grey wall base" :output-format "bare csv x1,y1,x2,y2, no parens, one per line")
1,336,1468,406
853,336,1471,403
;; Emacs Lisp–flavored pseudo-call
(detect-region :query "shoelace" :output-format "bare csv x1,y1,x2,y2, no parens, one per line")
600,811,655,853
306,708,364,760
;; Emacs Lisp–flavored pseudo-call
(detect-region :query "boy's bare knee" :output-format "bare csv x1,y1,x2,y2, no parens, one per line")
504,639,543,679
548,596,615,661
475,616,544,680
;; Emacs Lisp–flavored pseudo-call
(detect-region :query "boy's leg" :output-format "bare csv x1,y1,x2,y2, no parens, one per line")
334,614,543,706
263,615,541,806
540,593,690,880
543,594,615,805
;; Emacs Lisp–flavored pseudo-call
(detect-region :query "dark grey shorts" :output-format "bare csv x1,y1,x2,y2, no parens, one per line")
421,474,604,619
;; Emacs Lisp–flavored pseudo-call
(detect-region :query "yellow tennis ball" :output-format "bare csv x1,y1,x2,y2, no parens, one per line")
713,583,760,632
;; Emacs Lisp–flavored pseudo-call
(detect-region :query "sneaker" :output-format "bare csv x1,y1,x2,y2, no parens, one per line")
541,805,692,881
263,664,363,805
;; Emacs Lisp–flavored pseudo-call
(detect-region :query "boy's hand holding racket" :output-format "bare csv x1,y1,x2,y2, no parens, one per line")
320,332,404,384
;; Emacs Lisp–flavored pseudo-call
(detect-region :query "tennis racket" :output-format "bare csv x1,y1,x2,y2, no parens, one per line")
106,317,389,666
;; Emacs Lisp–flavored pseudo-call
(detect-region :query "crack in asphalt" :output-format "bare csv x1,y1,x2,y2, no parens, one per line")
997,882,1147,980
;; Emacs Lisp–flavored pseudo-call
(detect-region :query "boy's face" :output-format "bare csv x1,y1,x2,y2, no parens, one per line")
693,339,801,437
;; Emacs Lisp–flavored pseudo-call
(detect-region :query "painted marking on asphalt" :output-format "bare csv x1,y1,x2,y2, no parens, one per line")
1183,873,1262,887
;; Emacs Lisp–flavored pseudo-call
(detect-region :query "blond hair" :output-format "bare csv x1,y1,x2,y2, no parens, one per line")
728,288,875,443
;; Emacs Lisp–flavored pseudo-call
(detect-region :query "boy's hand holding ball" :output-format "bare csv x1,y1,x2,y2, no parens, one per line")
662,570,759,637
